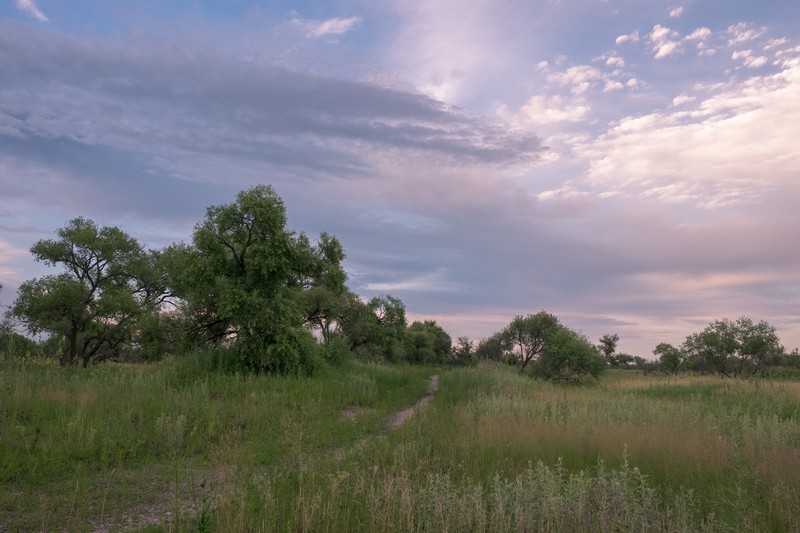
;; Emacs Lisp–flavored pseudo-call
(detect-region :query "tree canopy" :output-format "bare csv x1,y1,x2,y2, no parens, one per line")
11,218,164,366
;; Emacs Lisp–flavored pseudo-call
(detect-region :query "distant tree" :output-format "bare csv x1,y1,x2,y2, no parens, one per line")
502,312,561,373
614,353,636,368
654,343,685,374
338,293,408,362
452,336,476,366
534,327,605,383
598,333,620,366
632,356,659,375
405,320,452,364
475,333,507,362
10,218,162,367
682,317,784,378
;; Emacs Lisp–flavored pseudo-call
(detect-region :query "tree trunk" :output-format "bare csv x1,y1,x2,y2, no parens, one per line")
64,329,78,366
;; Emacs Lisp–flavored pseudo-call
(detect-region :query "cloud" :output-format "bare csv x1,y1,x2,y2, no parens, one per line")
292,16,363,38
649,24,682,59
580,56,800,207
669,6,684,18
685,27,712,42
672,93,696,106
498,95,591,126
547,65,605,94
727,22,767,46
732,50,768,69
616,31,640,44
15,0,47,22
0,20,542,191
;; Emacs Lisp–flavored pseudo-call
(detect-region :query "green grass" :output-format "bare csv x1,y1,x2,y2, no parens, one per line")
2,357,800,531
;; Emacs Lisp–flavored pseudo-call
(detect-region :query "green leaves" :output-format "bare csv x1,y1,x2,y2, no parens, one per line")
12,218,160,366
682,317,783,377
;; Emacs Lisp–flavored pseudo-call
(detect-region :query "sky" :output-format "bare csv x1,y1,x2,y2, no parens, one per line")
1,0,799,357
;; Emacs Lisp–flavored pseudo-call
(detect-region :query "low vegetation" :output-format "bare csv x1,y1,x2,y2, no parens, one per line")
2,358,800,531
2,185,800,531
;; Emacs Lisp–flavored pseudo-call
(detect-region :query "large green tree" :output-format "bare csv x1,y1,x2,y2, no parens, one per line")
534,327,605,383
338,293,408,361
654,342,685,374
502,312,561,373
405,320,452,364
169,185,345,374
11,218,161,366
682,317,784,377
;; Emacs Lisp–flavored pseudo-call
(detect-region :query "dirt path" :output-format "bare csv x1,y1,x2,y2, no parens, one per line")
334,373,439,460
387,374,439,430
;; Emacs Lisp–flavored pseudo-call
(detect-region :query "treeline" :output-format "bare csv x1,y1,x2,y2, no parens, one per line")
649,317,799,377
2,185,796,381
0,186,453,373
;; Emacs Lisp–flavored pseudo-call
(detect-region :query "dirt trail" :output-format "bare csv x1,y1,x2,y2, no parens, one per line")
334,373,439,460
387,374,439,430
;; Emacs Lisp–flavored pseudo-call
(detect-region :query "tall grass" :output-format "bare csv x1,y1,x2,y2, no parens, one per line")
2,357,800,531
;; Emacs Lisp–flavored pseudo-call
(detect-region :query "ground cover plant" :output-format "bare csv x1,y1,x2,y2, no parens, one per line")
2,357,799,531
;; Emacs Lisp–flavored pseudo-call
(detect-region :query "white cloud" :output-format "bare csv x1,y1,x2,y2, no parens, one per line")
669,6,684,18
732,50,768,69
498,94,591,126
764,38,789,51
293,16,363,38
547,65,605,94
15,0,47,22
363,269,463,293
649,25,682,59
727,22,767,46
616,31,640,44
672,93,696,106
605,56,625,68
581,58,800,207
537,181,589,201
604,80,624,92
685,27,712,42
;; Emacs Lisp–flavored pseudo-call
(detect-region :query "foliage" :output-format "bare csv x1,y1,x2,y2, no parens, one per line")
405,320,452,364
534,327,605,382
654,342,685,374
0,320,40,359
474,333,507,362
167,185,345,375
10,218,165,367
338,293,408,362
598,333,619,365
451,336,476,366
501,311,561,373
682,317,784,378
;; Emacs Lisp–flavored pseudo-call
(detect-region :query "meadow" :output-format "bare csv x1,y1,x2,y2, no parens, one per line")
2,356,799,532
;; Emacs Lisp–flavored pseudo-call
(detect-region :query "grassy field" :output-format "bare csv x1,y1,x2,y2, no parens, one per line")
2,356,799,531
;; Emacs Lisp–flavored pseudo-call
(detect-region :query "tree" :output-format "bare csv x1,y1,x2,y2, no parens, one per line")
11,218,158,367
171,185,324,374
405,320,452,364
296,232,349,343
337,293,410,362
598,333,620,366
475,333,507,362
534,327,605,383
654,343,685,374
502,312,560,373
452,336,476,366
682,317,784,378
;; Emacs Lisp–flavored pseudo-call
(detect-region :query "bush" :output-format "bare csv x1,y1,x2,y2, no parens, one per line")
534,328,605,383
